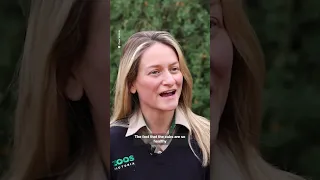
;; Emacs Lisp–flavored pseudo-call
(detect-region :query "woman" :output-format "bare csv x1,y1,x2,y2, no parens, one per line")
3,0,110,179
110,31,210,180
211,0,306,179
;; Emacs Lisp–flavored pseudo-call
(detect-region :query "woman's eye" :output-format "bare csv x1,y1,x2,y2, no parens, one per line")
210,17,218,28
171,67,180,72
210,17,220,39
149,70,160,75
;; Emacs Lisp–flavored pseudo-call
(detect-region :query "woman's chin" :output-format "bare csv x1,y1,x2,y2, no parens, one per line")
157,103,179,112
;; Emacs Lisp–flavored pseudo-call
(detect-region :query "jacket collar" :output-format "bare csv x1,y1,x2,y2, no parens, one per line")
125,106,191,137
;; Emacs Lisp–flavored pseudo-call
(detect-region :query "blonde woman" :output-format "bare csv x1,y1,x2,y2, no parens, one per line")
211,0,307,179
3,0,110,180
110,31,210,180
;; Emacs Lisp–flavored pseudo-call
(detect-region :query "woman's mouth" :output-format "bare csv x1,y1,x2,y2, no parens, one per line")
159,90,176,97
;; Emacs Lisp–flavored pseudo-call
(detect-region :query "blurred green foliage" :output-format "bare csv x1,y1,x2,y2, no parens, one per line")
0,0,319,179
110,0,210,119
245,0,320,179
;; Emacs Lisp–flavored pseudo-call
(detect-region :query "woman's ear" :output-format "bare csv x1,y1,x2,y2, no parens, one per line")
65,73,84,101
130,83,137,94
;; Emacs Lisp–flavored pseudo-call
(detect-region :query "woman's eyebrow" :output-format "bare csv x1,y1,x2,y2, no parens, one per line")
146,62,179,69
211,0,222,17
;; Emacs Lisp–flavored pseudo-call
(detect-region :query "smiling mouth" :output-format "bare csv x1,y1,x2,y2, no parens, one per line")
159,90,176,97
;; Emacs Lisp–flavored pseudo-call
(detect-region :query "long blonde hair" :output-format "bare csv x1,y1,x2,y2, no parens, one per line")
3,0,106,179
111,31,210,166
212,0,306,179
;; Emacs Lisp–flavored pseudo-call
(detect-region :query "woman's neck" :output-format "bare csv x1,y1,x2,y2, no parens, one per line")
141,107,175,134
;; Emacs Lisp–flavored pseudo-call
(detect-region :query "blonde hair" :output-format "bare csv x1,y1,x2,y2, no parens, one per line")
3,0,106,179
111,31,210,166
212,0,306,179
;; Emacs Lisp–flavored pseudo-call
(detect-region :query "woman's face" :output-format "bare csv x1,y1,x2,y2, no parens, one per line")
76,2,109,127
64,1,110,166
211,0,234,140
131,42,183,114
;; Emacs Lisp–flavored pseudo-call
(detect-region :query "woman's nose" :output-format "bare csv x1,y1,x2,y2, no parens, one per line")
162,71,175,85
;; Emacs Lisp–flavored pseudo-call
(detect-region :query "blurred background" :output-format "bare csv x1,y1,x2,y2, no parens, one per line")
0,0,319,179
245,1,320,179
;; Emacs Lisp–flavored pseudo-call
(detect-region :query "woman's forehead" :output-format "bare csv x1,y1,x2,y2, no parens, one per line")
211,0,221,12
212,0,220,6
211,0,222,14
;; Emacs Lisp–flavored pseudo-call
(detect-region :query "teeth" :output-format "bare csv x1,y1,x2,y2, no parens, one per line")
163,90,175,93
